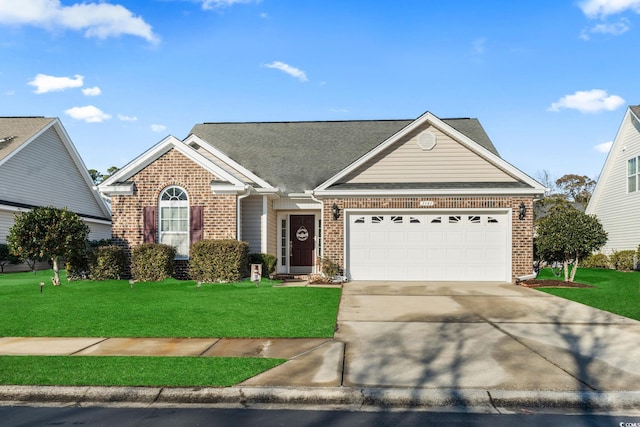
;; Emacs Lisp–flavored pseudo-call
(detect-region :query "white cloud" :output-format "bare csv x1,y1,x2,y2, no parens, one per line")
591,18,631,34
5,90,14,96
579,0,640,18
200,0,258,10
118,113,138,122
82,86,101,96
594,141,614,152
29,73,83,94
0,0,158,43
582,18,630,39
548,89,625,113
263,61,308,82
151,124,167,132
65,105,111,122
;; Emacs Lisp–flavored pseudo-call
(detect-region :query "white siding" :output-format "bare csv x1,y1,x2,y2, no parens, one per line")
343,125,517,184
87,221,112,241
0,127,107,218
267,198,277,255
0,209,15,243
590,115,640,254
241,195,263,253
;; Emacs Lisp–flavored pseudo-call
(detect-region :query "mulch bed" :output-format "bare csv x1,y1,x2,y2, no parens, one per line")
517,279,595,288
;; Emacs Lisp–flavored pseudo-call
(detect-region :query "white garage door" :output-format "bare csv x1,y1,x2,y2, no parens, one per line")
346,211,510,281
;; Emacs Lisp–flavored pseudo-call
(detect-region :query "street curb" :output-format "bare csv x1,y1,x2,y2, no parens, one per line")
2,385,640,411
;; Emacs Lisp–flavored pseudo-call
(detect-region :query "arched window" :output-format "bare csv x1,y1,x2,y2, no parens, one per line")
159,186,189,258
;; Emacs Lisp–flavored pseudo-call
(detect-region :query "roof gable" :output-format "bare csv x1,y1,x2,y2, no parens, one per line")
0,117,111,220
316,112,544,195
587,105,640,214
0,117,55,163
100,135,246,191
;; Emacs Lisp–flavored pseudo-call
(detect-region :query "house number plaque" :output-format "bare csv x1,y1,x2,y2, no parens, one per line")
296,226,309,241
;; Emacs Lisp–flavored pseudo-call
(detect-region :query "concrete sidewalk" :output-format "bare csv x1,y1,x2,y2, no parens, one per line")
2,281,640,413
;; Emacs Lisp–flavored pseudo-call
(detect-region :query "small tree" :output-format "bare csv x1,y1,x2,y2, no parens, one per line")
7,206,89,285
535,205,607,282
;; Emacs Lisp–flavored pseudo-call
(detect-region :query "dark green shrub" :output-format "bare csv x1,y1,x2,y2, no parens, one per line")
609,250,636,271
581,253,610,269
131,243,175,281
65,239,113,281
90,245,126,280
248,253,277,277
189,239,249,283
0,243,20,273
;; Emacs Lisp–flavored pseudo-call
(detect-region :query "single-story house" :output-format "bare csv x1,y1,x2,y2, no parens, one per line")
99,111,545,282
0,117,112,271
586,105,640,254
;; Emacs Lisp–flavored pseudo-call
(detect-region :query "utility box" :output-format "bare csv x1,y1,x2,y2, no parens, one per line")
250,264,262,283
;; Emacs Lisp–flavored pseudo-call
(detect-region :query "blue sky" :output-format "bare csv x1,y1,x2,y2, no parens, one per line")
1,0,638,183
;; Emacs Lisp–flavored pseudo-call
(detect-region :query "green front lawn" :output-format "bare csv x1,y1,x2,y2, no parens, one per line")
0,356,284,387
0,270,341,338
0,269,340,387
536,268,640,321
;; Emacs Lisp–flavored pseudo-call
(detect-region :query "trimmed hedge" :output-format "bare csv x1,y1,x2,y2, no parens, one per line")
248,253,277,278
131,243,176,282
581,253,610,269
189,239,249,283
65,239,112,281
609,250,636,271
90,245,126,280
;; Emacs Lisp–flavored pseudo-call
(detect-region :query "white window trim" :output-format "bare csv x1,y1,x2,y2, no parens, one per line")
159,186,190,259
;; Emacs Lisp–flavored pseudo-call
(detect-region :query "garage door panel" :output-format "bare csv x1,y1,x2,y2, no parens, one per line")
347,211,509,281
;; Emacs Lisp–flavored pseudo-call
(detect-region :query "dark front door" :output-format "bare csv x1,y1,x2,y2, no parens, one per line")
290,215,315,267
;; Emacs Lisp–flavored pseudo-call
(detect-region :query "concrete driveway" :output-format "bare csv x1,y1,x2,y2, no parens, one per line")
334,281,640,392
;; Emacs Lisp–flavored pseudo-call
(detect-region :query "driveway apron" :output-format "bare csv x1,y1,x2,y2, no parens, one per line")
335,281,640,391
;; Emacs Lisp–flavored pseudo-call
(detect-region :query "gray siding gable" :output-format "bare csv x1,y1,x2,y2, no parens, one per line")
0,118,110,220
189,117,499,193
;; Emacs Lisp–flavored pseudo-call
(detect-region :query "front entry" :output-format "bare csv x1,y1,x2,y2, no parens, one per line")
290,215,315,273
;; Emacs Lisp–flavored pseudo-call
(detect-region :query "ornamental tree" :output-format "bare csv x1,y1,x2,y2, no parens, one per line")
7,206,90,285
535,205,607,282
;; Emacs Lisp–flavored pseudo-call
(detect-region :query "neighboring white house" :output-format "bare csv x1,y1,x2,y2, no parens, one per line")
0,117,112,271
586,105,640,254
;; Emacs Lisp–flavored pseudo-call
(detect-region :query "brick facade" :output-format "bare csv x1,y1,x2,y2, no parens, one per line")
110,149,238,278
321,196,534,282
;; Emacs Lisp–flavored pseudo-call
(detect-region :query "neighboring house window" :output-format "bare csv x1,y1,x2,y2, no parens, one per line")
159,186,189,258
628,157,639,193
142,187,204,259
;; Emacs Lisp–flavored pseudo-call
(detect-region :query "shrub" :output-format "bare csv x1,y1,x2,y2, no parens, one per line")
90,245,126,280
189,239,249,283
319,257,340,278
66,239,113,281
0,243,20,273
609,250,636,271
581,253,610,269
248,253,277,277
131,243,176,281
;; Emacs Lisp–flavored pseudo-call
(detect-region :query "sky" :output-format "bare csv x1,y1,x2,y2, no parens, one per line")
1,0,639,184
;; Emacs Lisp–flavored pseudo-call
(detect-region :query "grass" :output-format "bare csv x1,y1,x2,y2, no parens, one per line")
536,268,640,321
0,356,284,387
0,269,339,387
0,270,341,338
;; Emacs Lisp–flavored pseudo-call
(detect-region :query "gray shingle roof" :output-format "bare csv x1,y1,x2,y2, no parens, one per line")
0,117,54,162
631,105,640,118
189,117,498,193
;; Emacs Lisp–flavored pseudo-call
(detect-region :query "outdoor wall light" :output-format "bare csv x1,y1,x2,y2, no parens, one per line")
518,202,527,220
332,203,341,221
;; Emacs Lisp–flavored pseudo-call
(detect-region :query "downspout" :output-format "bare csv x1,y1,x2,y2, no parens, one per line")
307,190,324,273
236,186,252,241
